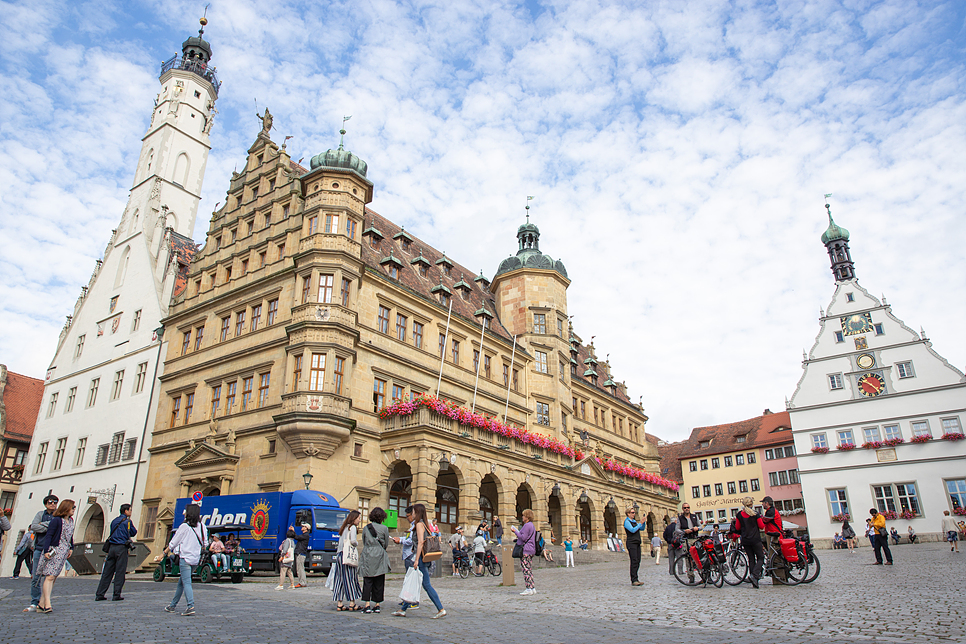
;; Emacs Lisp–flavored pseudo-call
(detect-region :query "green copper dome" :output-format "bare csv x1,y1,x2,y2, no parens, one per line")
495,216,568,279
310,145,368,178
821,212,849,244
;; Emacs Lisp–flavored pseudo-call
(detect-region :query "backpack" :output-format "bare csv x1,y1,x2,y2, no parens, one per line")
534,532,544,557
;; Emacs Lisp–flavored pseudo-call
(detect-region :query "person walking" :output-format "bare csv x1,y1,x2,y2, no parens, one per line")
12,530,33,579
869,508,893,565
95,503,137,601
162,503,208,616
623,507,645,586
735,497,765,588
360,507,391,614
651,533,663,565
23,494,58,612
332,510,362,611
942,510,960,552
493,515,504,545
393,503,446,618
511,509,538,596
36,499,75,613
292,523,310,587
564,537,575,567
842,519,856,553
276,528,297,590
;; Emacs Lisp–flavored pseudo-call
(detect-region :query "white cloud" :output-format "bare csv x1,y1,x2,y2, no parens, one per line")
1,0,963,441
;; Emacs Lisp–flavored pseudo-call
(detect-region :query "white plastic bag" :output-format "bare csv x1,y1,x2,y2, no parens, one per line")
399,567,422,604
324,566,336,590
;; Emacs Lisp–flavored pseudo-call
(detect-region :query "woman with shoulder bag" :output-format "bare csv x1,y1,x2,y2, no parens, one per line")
842,519,856,553
332,510,363,611
510,509,538,595
37,500,76,613
276,528,297,590
162,503,208,616
360,507,391,614
392,503,445,619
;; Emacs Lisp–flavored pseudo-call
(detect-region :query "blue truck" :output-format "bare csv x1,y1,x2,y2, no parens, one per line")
173,490,350,575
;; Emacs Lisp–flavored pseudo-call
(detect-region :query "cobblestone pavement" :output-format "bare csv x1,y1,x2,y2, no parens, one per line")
1,543,962,643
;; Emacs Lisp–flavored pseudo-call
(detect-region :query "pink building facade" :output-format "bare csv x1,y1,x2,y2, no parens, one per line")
757,412,808,535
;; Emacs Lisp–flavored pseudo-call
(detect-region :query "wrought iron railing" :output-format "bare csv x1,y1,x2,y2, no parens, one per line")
160,55,221,95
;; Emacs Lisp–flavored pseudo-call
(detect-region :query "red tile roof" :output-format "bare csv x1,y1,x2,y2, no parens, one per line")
657,440,689,484
169,231,199,298
1,366,44,442
671,409,793,464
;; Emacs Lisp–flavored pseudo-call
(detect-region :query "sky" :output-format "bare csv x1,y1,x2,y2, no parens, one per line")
1,0,964,442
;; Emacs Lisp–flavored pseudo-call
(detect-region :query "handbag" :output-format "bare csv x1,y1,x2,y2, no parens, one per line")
512,526,536,558
342,529,359,567
418,523,443,562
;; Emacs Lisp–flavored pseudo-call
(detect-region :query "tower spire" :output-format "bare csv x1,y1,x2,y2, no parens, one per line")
820,196,855,283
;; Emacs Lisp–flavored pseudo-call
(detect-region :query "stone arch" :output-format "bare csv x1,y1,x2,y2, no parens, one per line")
646,511,656,539
435,459,465,533
548,487,563,541
515,481,536,524
202,485,221,497
172,151,190,187
478,472,503,527
79,503,106,542
114,245,131,288
388,461,413,525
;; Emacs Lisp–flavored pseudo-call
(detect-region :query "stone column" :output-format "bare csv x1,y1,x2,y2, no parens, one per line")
220,476,233,496
458,470,481,532
412,446,437,508
180,480,191,498
591,490,607,548
560,483,578,541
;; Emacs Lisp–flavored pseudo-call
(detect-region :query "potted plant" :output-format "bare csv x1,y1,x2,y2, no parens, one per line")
910,435,932,444
832,512,851,522
941,432,965,442
811,446,829,454
883,437,904,447
862,441,883,450
899,509,916,520
836,442,857,451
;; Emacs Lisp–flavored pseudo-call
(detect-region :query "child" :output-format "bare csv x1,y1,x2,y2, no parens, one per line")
563,538,574,567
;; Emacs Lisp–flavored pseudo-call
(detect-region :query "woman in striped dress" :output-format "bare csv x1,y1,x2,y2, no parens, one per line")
331,510,362,610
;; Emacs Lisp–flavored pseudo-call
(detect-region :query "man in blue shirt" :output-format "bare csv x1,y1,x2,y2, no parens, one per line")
624,507,645,586
95,504,137,601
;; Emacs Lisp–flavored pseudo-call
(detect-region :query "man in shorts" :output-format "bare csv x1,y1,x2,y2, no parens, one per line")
942,510,960,553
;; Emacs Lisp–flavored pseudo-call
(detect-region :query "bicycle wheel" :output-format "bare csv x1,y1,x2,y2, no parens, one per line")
672,552,701,587
802,550,820,583
458,561,469,579
707,564,724,588
770,553,807,585
488,561,502,576
722,550,748,586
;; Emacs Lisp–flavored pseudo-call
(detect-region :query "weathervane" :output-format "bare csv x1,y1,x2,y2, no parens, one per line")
525,195,534,222
824,193,833,218
339,115,352,149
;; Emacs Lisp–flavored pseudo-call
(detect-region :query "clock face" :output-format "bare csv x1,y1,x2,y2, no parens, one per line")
841,313,873,336
856,353,875,369
857,372,886,397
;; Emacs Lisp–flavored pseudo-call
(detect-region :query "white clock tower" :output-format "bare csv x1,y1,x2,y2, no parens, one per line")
788,203,966,547
1,19,222,574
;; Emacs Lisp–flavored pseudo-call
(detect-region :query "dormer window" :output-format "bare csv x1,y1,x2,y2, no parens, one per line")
380,251,404,280
699,440,711,448
410,251,431,278
735,435,747,443
473,270,490,289
431,280,452,307
435,252,453,276
393,227,415,252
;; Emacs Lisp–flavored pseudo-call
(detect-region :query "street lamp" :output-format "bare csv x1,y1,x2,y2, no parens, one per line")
578,490,589,505
605,497,617,513
302,471,314,490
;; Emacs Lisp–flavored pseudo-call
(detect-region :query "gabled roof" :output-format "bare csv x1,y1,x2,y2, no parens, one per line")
1,366,44,442
657,440,689,484
673,410,793,462
359,208,515,343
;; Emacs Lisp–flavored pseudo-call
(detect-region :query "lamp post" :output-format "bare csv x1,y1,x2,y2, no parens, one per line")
302,471,314,490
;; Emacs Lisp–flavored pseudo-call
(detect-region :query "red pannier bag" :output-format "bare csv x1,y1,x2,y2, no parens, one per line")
689,545,704,569
780,537,799,562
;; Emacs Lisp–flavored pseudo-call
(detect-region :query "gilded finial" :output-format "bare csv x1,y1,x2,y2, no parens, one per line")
199,4,209,35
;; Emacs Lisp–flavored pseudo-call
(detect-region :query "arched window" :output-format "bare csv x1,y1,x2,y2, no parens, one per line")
114,246,131,288
173,152,190,187
131,209,140,232
389,479,411,518
479,495,494,524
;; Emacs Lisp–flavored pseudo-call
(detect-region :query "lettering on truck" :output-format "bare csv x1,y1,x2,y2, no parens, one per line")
201,507,248,527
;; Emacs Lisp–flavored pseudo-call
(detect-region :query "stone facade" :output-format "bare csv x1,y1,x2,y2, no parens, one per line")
139,126,678,558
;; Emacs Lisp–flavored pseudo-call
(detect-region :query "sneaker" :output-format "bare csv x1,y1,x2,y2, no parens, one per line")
373,606,381,613
164,606,177,613
11,576,18,579
362,606,374,614
392,610,407,617
181,607,195,616
23,605,38,613
294,584,305,588
410,603,420,610
275,585,285,590
520,588,532,595
431,609,447,619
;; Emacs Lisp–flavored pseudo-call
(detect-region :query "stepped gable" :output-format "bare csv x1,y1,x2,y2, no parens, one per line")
0,367,44,441
168,231,199,298
657,440,689,485
359,208,515,343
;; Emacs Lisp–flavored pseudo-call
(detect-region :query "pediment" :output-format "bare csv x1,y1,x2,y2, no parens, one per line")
157,506,176,522
573,455,608,480
175,442,240,470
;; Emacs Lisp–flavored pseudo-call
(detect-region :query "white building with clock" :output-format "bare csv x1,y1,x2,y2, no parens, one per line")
0,19,220,575
787,204,966,548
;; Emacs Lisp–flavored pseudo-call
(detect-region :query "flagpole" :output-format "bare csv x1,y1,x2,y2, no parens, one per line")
503,334,517,421
435,297,454,398
471,315,487,413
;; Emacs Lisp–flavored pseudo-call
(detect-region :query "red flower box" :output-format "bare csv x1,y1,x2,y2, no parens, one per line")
862,441,883,450
883,438,904,447
836,443,857,451
910,435,932,444
811,446,829,454
941,433,965,442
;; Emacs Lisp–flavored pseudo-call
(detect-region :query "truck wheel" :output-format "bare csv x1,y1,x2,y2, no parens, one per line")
153,567,165,582
199,566,213,583
231,573,244,584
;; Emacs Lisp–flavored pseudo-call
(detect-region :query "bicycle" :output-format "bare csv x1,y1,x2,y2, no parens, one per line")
762,534,809,585
453,549,473,579
672,536,724,588
482,548,502,576
721,535,749,586
798,534,821,584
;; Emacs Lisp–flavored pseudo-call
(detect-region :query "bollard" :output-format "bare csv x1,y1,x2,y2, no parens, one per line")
501,543,515,586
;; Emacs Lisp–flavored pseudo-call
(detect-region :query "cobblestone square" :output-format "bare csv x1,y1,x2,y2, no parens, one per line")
1,543,962,643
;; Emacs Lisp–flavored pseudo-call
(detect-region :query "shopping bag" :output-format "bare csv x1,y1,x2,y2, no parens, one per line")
399,567,423,604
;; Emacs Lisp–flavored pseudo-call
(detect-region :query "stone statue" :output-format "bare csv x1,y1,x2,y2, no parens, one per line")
257,108,273,135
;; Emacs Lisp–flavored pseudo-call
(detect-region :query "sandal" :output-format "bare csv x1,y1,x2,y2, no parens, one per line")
337,605,349,611
349,604,363,611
